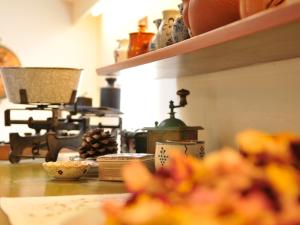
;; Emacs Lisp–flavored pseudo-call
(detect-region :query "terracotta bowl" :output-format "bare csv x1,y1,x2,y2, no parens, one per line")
183,0,240,36
42,161,91,180
0,67,82,104
240,0,287,18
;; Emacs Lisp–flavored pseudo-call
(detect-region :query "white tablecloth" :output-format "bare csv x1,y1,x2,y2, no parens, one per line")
0,194,128,225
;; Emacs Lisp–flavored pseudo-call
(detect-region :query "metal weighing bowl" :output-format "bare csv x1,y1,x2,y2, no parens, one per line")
0,67,82,104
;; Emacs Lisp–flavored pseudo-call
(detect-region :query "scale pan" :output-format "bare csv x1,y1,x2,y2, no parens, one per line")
0,67,82,104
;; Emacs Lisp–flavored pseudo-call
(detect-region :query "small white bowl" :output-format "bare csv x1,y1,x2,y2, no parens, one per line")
42,161,91,180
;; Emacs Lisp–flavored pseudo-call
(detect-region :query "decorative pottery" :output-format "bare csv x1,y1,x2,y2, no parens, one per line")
0,67,82,104
128,25,154,58
171,3,190,43
149,18,162,51
155,141,205,170
157,9,180,48
0,45,21,98
0,143,10,160
182,0,240,36
240,0,287,18
114,39,129,63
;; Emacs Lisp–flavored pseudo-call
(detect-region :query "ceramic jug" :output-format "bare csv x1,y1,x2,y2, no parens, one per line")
171,3,190,43
240,0,287,18
114,39,129,63
182,0,240,36
149,18,162,51
157,9,180,48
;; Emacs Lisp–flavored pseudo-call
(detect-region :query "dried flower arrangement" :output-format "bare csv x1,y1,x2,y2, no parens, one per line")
102,130,300,225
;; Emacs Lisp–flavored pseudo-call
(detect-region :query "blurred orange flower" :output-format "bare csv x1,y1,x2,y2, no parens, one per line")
102,130,300,225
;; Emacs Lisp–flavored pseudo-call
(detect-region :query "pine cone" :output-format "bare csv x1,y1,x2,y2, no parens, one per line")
79,128,118,158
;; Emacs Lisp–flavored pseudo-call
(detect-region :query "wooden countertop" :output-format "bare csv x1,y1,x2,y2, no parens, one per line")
0,160,126,225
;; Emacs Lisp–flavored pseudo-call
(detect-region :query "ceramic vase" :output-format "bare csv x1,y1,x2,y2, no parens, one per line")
182,0,240,36
114,39,129,63
155,141,205,170
149,19,162,51
240,0,287,18
171,3,190,43
157,9,180,48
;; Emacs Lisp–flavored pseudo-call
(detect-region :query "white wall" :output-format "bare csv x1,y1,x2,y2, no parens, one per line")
177,57,300,152
0,0,101,141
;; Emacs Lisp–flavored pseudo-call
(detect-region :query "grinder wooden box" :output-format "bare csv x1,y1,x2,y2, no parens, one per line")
146,127,201,154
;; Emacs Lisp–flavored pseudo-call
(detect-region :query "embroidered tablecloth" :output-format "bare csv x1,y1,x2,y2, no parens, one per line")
0,194,128,225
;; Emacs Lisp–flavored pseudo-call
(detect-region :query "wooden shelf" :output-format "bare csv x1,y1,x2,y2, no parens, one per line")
96,1,300,78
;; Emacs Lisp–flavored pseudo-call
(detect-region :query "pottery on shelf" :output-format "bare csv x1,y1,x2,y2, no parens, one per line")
240,0,287,18
157,9,180,48
171,3,190,43
182,0,240,36
128,25,154,58
149,18,162,51
0,44,21,98
114,39,129,63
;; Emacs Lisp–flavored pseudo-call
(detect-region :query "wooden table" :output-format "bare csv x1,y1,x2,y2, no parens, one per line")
0,160,126,225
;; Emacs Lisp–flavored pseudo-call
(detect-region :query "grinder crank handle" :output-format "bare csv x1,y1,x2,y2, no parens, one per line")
177,89,190,107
